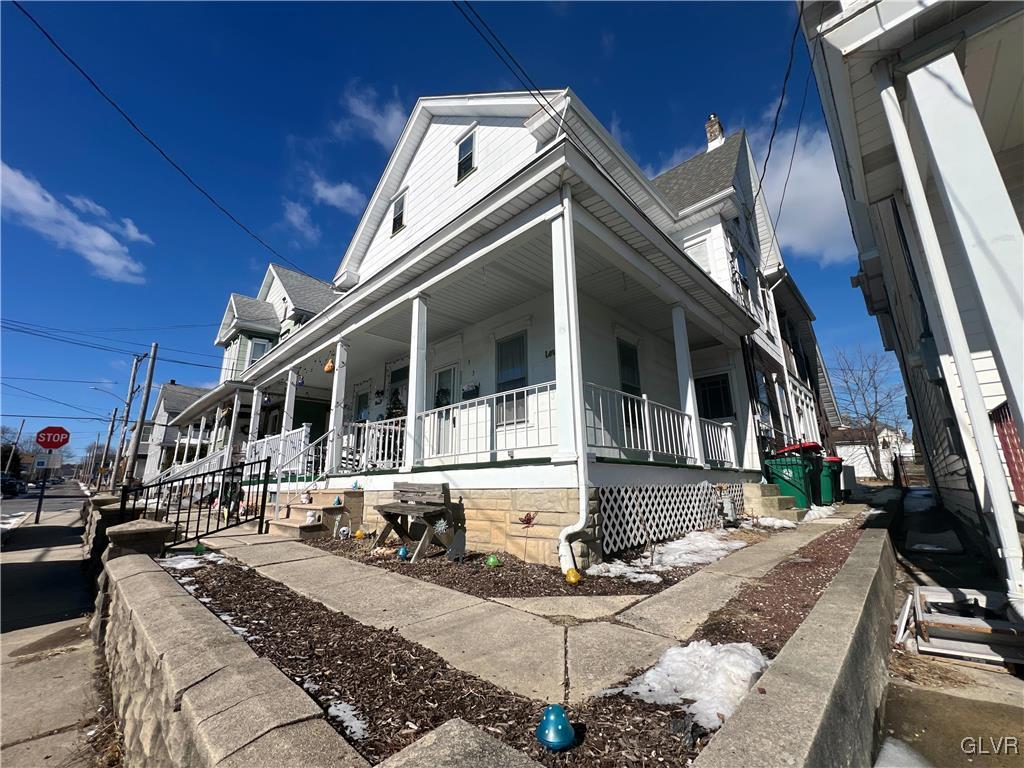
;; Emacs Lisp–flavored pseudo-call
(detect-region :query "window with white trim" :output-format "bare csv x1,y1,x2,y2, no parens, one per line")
495,332,527,424
457,132,475,182
248,338,270,366
391,193,405,235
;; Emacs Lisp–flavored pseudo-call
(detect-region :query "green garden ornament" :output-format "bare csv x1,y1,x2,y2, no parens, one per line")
193,543,206,555
485,553,501,568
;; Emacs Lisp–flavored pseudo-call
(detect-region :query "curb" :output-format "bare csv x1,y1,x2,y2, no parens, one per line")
695,514,896,768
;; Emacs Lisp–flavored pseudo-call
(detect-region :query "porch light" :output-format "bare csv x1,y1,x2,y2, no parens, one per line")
262,393,272,404
297,375,305,386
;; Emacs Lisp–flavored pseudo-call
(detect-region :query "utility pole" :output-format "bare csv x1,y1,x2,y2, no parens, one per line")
123,342,158,487
97,408,118,488
3,418,25,474
108,354,143,490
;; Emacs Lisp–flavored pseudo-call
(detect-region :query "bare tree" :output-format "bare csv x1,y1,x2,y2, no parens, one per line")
830,345,907,481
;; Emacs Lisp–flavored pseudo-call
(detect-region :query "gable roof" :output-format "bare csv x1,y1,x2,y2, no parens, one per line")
650,131,745,214
159,382,210,415
215,293,281,346
266,264,336,315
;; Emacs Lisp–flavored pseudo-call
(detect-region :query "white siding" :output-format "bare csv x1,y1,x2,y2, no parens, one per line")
358,116,541,282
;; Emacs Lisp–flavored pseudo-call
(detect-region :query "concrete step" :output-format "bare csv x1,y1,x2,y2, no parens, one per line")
755,495,799,513
743,483,781,499
266,517,329,540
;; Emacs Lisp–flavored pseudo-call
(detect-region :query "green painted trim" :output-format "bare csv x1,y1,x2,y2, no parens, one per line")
412,457,551,472
594,456,705,470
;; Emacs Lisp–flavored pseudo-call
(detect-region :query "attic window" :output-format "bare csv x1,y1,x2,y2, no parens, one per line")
457,132,475,182
391,193,406,235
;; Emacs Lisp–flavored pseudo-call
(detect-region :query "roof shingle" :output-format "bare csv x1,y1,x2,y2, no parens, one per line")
650,131,745,213
271,264,337,315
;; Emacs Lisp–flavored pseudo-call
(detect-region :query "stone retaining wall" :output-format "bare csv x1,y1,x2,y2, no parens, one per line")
98,554,365,767
694,520,896,768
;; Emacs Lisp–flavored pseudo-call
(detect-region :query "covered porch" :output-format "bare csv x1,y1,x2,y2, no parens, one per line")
246,178,758,485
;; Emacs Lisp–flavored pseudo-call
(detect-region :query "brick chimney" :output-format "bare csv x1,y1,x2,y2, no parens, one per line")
705,113,725,152
169,379,176,385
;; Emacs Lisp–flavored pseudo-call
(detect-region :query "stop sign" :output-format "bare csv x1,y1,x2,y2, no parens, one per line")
36,426,70,450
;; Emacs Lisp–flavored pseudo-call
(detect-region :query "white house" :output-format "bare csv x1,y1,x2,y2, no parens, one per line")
833,424,913,481
140,381,210,482
163,90,839,568
801,2,1023,609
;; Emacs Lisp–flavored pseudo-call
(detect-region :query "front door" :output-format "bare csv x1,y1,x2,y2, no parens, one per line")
432,365,459,456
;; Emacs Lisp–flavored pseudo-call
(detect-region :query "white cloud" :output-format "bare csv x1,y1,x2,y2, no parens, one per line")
609,111,630,149
282,199,320,244
118,217,154,244
601,31,615,57
2,163,146,283
312,176,366,216
66,194,109,218
332,83,406,151
753,123,856,265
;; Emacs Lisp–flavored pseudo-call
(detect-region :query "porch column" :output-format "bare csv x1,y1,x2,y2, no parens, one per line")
248,387,262,458
876,61,1023,612
327,339,349,473
184,423,195,463
173,430,182,464
671,305,706,465
282,369,298,433
551,185,586,462
223,390,241,468
211,408,223,451
196,415,207,460
404,296,428,471
906,52,1024,443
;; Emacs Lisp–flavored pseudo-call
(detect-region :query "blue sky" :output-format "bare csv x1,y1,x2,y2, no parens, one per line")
1,1,882,458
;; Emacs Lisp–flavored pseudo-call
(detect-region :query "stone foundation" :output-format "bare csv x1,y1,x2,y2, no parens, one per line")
356,487,598,568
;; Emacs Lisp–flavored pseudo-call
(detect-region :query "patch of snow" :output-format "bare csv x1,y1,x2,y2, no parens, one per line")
611,640,769,730
157,552,226,570
802,504,837,522
303,679,321,693
586,530,746,583
0,510,29,531
874,737,935,767
327,701,367,740
198,597,212,604
753,516,796,530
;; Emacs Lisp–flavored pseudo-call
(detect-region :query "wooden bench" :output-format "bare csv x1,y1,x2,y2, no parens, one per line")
372,482,455,563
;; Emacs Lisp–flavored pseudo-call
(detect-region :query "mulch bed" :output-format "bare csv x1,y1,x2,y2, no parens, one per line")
180,562,709,766
303,529,768,599
691,517,866,657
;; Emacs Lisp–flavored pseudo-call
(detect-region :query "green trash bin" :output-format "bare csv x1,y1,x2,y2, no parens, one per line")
764,453,814,509
823,456,843,504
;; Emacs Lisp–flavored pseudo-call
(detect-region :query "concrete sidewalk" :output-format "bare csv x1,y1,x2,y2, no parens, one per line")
1,496,98,767
206,511,859,705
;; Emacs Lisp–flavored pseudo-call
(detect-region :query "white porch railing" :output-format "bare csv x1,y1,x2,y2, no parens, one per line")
583,383,697,465
277,428,330,478
418,381,557,464
247,424,310,470
336,417,406,472
160,446,228,483
700,418,737,468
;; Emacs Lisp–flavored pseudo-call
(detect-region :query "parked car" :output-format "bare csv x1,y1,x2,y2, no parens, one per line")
15,480,27,495
1,477,18,499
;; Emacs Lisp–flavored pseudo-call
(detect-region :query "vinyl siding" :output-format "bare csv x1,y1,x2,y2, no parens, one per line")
358,116,541,283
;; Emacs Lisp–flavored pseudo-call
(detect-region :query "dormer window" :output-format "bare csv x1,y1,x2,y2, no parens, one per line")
457,131,475,182
249,338,270,366
391,193,405,235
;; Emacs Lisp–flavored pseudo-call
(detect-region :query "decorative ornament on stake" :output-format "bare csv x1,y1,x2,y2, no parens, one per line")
485,553,502,568
536,704,575,751
433,519,449,535
565,568,582,586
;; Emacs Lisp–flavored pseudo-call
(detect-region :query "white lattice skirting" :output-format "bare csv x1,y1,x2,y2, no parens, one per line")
597,481,745,555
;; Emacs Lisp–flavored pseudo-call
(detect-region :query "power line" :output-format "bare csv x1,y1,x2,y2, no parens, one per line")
11,0,316,281
2,383,107,417
3,377,121,384
5,319,225,360
1,322,223,371
1,413,111,422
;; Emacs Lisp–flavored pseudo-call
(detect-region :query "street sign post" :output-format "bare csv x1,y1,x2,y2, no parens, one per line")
34,427,70,524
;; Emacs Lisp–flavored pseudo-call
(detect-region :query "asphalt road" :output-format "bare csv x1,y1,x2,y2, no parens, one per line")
0,483,94,633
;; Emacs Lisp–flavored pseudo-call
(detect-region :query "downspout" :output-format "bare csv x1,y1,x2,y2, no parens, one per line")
875,62,1024,620
554,181,592,573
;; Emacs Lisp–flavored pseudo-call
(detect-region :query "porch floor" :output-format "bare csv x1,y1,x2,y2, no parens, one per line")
187,510,858,704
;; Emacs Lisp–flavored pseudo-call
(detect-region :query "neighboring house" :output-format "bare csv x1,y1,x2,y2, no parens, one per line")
140,381,211,482
801,3,1022,599
834,424,913,481
167,90,837,567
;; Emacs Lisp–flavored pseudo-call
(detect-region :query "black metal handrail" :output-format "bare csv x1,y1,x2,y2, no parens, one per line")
117,457,271,546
